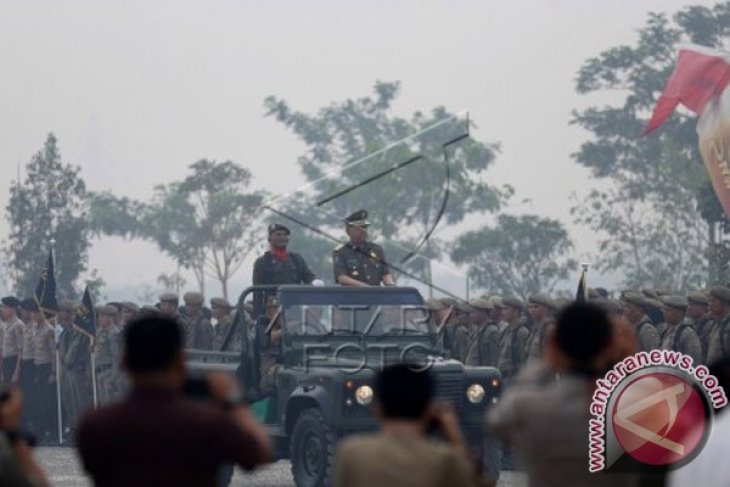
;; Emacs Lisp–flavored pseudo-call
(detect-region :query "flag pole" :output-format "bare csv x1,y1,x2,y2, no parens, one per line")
50,238,63,445
90,336,98,408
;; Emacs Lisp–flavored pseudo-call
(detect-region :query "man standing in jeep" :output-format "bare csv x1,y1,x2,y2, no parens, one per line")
252,223,319,316
332,209,395,287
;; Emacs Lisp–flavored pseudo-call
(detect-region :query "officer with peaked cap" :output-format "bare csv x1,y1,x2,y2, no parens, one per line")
332,209,395,287
252,222,319,317
658,296,702,363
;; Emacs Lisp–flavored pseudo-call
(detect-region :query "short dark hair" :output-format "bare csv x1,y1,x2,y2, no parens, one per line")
375,364,433,420
124,315,182,374
555,303,613,365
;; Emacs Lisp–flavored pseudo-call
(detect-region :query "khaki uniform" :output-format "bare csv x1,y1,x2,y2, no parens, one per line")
20,322,36,429
525,318,554,361
465,321,500,367
693,315,715,361
633,315,660,352
660,321,703,363
706,313,730,364
1,318,23,385
497,319,529,379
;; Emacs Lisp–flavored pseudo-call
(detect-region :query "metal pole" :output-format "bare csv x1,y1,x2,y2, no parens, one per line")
50,238,63,444
90,336,98,408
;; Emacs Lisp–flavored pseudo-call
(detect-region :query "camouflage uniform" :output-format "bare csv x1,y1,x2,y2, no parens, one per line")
63,328,91,422
632,315,660,352
660,321,703,363
466,320,501,367
497,302,529,379
182,293,214,350
94,308,121,406
525,317,554,362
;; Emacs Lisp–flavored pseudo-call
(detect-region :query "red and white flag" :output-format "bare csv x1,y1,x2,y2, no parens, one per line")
644,45,730,217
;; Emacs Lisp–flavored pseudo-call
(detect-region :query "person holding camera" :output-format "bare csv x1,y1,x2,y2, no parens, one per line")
0,388,49,486
334,364,481,487
77,314,272,487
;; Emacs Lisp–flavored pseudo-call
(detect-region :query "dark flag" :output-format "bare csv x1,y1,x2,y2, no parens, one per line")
34,249,58,319
74,287,96,337
575,266,588,303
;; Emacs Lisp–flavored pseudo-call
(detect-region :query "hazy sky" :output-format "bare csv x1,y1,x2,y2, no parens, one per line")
0,0,716,299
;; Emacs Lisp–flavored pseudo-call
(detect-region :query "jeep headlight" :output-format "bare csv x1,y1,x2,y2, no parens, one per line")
466,383,485,404
355,385,373,405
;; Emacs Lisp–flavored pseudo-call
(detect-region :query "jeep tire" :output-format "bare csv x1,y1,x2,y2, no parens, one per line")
290,408,335,487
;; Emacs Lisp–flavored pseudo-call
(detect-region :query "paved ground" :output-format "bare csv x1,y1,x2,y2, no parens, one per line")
37,447,527,486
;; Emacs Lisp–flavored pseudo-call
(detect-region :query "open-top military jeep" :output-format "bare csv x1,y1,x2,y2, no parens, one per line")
187,285,503,487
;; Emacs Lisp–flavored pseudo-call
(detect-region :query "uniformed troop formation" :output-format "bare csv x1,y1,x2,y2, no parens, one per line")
430,286,730,381
0,292,240,443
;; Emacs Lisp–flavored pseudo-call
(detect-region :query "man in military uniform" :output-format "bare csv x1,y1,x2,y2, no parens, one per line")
94,306,121,406
465,298,500,367
58,300,91,428
33,309,57,441
450,301,474,363
0,297,23,388
19,299,37,430
623,292,660,352
182,292,214,350
57,300,78,434
211,297,241,352
658,296,702,363
525,294,557,362
497,297,529,380
119,302,139,329
252,223,319,317
687,292,712,359
333,210,395,287
706,286,730,364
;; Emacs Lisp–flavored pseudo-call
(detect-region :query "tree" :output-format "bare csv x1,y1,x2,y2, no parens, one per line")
572,3,730,289
4,133,90,297
264,81,510,284
450,214,577,299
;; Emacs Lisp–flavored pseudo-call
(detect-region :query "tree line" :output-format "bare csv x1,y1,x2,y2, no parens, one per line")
4,1,730,300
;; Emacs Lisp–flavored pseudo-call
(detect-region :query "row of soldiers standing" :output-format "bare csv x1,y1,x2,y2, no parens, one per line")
0,291,240,443
430,286,730,381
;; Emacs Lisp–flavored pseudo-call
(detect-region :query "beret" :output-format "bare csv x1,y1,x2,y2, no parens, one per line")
661,295,688,309
453,300,473,313
210,297,233,310
468,297,493,311
268,223,291,236
0,296,20,308
183,292,204,306
58,299,79,312
622,292,647,307
159,292,179,303
120,301,140,312
710,286,730,304
20,299,39,312
502,296,525,310
687,292,709,306
528,293,556,311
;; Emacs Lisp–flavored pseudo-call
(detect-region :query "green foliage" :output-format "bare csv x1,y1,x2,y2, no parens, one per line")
571,2,730,289
4,134,90,297
264,81,509,283
450,214,577,299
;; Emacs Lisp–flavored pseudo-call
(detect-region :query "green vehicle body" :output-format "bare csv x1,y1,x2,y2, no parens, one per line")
186,285,503,487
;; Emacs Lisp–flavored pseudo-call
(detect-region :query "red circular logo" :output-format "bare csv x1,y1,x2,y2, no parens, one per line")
611,372,708,466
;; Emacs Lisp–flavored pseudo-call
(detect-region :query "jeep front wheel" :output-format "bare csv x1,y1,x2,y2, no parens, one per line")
290,408,335,487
